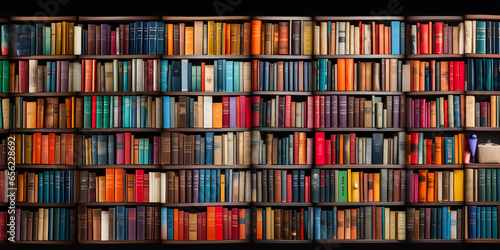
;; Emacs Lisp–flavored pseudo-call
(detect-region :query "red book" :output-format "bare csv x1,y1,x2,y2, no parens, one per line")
19,61,29,93
111,31,116,55
435,22,444,54
246,97,251,128
178,210,184,240
410,132,419,164
320,96,325,128
236,97,240,128
34,133,42,164
426,139,432,164
314,95,320,128
230,208,237,239
325,139,332,165
197,213,202,240
202,212,207,240
459,61,465,91
143,174,149,202
201,62,206,92
449,62,454,91
184,211,189,240
350,133,356,164
228,210,232,239
239,96,246,128
285,95,292,127
444,100,448,127
359,22,364,54
48,133,55,164
293,132,299,165
251,96,260,127
124,133,131,164
287,174,292,202
420,24,429,54
41,135,49,164
147,60,154,91
315,132,325,165
307,96,314,128
135,169,144,202
215,206,223,240
305,176,310,202
222,96,230,128
331,134,336,164
420,99,426,128
92,96,97,128
453,61,460,91
223,208,228,239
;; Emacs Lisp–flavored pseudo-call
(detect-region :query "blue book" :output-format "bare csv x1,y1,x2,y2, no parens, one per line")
51,61,56,92
59,208,66,240
468,59,475,90
477,21,486,54
148,21,158,54
199,169,205,203
48,208,54,240
320,210,327,239
123,61,129,91
319,59,327,91
131,96,137,127
46,62,52,92
171,61,181,91
292,170,299,202
205,132,214,165
160,207,167,240
49,171,54,203
181,59,188,91
493,207,498,238
304,62,309,92
160,60,168,92
166,208,173,240
213,60,218,92
123,97,130,128
477,207,482,238
224,170,229,202
30,26,35,55
391,21,401,55
398,60,402,91
234,62,240,92
135,21,143,55
211,169,217,202
299,170,305,202
258,61,264,90
53,207,60,240
476,59,484,90
140,96,147,128
60,171,65,203
138,139,144,164
194,134,201,165
425,63,430,91
284,61,289,91
314,207,321,240
327,210,333,239
262,208,266,239
487,206,492,238
325,170,330,202
453,95,460,127
281,170,286,202
216,169,221,202
327,21,331,53
217,59,223,92
443,137,455,164
97,135,108,165
437,207,442,238
226,61,233,92
43,171,49,203
157,22,165,55
222,59,226,92
143,22,149,55
494,59,499,91
442,207,447,239
124,207,128,240
493,170,498,202
188,62,193,91
496,22,500,54
15,25,30,55
263,61,269,91
288,61,293,91
108,135,115,165
431,207,437,239
486,58,493,90
162,96,170,128
498,169,500,201
116,206,125,240
332,207,337,239
38,173,44,203
205,169,211,202
129,22,135,54
481,206,487,238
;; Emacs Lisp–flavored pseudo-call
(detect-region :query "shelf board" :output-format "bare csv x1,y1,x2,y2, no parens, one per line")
16,203,78,207
406,16,464,22
465,53,500,58
315,239,404,243
405,91,464,96
465,201,500,206
465,239,500,243
251,55,313,60
465,91,500,95
406,164,464,169
10,92,77,97
406,239,464,243
405,54,464,59
314,54,404,59
162,202,251,207
406,202,464,206
406,127,464,132
464,127,500,132
162,16,251,22
314,91,403,96
253,202,313,207
465,163,500,168
315,127,404,132
162,165,250,170
79,91,162,96
78,16,161,22
162,128,250,132
10,55,79,60
252,164,312,169
15,164,78,169
252,127,313,132
10,16,78,22
13,241,77,244
252,16,313,21
465,15,500,21
162,239,250,244
79,240,160,244
79,164,160,170
162,55,251,60
79,202,160,206
79,54,162,60
314,16,405,21
164,91,251,96
315,202,406,207
0,18,8,23
79,128,162,133
315,164,405,169
0,129,9,133
9,128,79,133
0,92,8,97
253,240,313,244
252,91,313,96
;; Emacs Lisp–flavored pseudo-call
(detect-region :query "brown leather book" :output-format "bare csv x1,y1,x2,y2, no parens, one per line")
95,25,101,55
78,206,87,241
291,20,300,55
92,208,101,240
375,206,383,239
171,132,179,165
347,96,355,127
88,24,96,55
36,98,45,128
146,206,153,240
186,170,192,203
58,103,65,129
272,138,278,165
167,171,174,203
174,175,179,203
274,170,281,202
87,208,93,240
230,24,238,55
27,172,35,203
264,23,273,55
178,96,187,128
184,135,191,165
282,210,290,239
243,22,251,55
274,209,282,239
127,173,135,202
44,97,53,128
74,97,83,128
160,132,170,165
179,170,186,203
178,134,184,165
154,206,161,240
278,22,289,55
194,21,203,55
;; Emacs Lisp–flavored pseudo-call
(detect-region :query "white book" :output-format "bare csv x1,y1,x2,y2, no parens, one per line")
472,20,477,53
338,22,346,55
345,21,350,55
397,211,406,240
29,60,38,92
389,210,396,239
155,172,161,202
320,22,327,55
354,26,360,55
437,171,443,202
464,20,472,54
335,22,339,54
243,62,251,92
101,210,109,241
271,99,276,127
131,59,137,92
245,170,251,202
228,132,234,165
204,64,214,92
384,208,390,239
222,133,228,165
136,59,144,91
38,208,44,240
153,59,158,91
116,27,120,55
68,63,73,92
448,95,454,127
160,172,166,203
74,25,82,55
73,61,82,92
114,96,119,128
181,59,188,91
364,24,371,54
203,96,213,128
450,210,457,239
459,22,465,54
350,24,355,55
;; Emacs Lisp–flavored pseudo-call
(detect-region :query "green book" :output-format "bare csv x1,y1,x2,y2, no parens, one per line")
476,21,486,54
45,26,51,55
234,61,240,92
479,168,486,202
109,96,114,128
113,59,119,92
492,169,497,202
139,139,144,164
103,96,110,129
96,96,103,128
83,96,92,128
486,168,492,202
338,170,348,202
144,139,149,164
140,96,147,128
191,65,197,92
123,96,130,128
53,207,60,241
196,65,201,92
2,61,8,93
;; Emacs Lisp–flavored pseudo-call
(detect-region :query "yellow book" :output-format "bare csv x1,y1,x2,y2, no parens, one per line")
207,21,214,55
98,176,106,202
56,22,62,55
373,173,380,202
221,173,225,202
216,22,222,55
61,21,67,55
188,213,197,240
222,22,226,55
212,102,223,128
351,171,360,202
26,102,37,128
167,23,174,55
454,134,459,164
347,169,352,202
453,169,464,201
491,96,496,127
303,21,313,55
185,26,194,55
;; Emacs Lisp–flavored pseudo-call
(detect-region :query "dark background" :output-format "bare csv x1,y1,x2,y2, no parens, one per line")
2,0,500,249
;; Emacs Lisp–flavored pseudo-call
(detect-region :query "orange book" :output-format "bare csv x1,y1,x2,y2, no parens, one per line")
434,171,438,203
167,23,174,55
239,208,246,239
412,60,420,91
298,132,306,164
330,22,336,55
337,59,346,91
41,134,49,164
256,208,263,239
337,210,345,239
454,134,459,164
274,169,282,202
185,26,194,55
173,209,179,240
225,23,231,55
17,173,24,202
418,170,428,202
66,133,74,165
368,174,374,202
115,168,124,202
339,134,344,164
212,103,223,128
384,26,389,55
105,168,115,202
378,24,384,54
126,174,134,202
388,26,391,54
345,59,354,91
427,172,435,202
207,206,216,240
201,62,205,92
371,21,376,54
428,22,433,54
98,176,106,202
458,133,464,164
251,20,262,55
407,134,412,164
134,139,140,165
435,137,442,164
440,61,449,91
48,133,55,164
26,102,37,128
350,208,357,239
417,23,421,54
33,133,41,164
419,61,426,91
373,173,380,202
178,210,184,240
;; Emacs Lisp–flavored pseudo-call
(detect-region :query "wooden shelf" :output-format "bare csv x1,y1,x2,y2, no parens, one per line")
406,91,464,96
252,127,313,132
251,55,312,60
252,16,313,21
252,91,313,96
406,202,464,206
465,163,500,168
406,164,464,169
252,164,312,169
314,54,404,59
406,54,464,59
253,202,313,207
0,129,8,134
406,16,464,22
314,16,405,21
79,54,162,60
79,164,160,170
162,55,251,60
162,202,251,207
315,202,406,206
0,92,8,97
79,128,162,133
314,91,403,96
0,18,8,23
315,127,404,132
79,91,162,96
162,165,250,170
10,16,78,22
406,127,464,132
315,239,403,243
13,241,77,244
253,240,313,244
162,128,250,132
465,201,500,206
162,16,251,22
15,164,78,169
465,127,500,132
79,240,160,244
162,239,250,244
78,16,161,22
465,91,500,95
465,14,500,20
79,202,160,206
465,53,500,58
10,92,77,97
315,164,405,169
406,239,464,243
9,128,79,133
16,203,78,207
10,55,79,60
164,91,251,96
465,239,500,243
